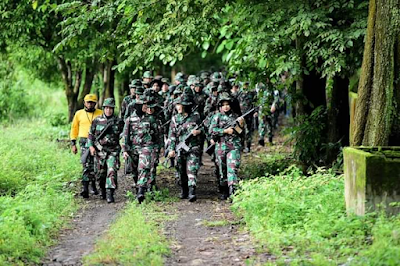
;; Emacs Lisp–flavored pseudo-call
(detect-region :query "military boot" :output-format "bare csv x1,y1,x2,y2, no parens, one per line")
90,180,99,195
258,138,265,146
137,186,146,204
100,187,106,200
219,185,229,200
188,186,197,202
80,181,89,198
228,185,236,197
180,185,189,199
106,188,115,203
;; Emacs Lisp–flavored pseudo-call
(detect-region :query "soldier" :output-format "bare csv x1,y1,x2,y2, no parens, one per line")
120,79,142,119
70,94,103,198
209,92,245,199
257,82,278,146
142,70,153,89
124,86,145,120
239,82,257,153
123,98,162,203
87,98,124,203
168,95,204,202
160,78,170,102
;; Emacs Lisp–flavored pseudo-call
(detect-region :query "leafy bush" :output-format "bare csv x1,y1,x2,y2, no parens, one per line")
239,153,293,180
0,121,80,265
233,166,400,265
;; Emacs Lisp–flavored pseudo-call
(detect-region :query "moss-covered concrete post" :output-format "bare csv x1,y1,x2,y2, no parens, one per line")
344,147,400,215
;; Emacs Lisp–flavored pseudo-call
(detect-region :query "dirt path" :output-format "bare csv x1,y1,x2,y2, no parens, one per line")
42,170,131,266
160,154,273,266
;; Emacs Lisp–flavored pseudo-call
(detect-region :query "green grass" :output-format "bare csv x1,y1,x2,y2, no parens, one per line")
83,202,173,266
233,162,400,265
0,121,81,265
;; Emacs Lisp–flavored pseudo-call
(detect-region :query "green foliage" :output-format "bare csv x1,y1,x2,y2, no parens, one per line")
285,106,327,167
0,121,80,265
240,153,293,180
83,202,171,266
233,165,400,265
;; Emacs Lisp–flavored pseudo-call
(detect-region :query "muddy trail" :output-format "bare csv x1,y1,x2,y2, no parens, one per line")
43,123,287,265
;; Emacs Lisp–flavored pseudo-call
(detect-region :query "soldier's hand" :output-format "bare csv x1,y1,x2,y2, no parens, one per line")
71,145,78,154
253,112,258,117
123,152,129,160
210,139,216,145
89,146,96,156
224,128,234,135
238,117,245,127
192,129,201,136
168,150,176,158
271,104,276,113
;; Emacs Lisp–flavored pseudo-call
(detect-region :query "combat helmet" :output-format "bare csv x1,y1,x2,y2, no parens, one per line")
143,71,153,79
211,72,222,82
129,79,142,88
217,92,232,105
103,98,116,108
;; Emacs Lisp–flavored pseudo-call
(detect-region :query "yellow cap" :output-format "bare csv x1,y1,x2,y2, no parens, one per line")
84,94,98,102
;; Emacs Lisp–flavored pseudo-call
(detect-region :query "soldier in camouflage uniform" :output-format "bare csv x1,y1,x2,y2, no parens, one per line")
123,98,162,203
209,92,245,199
124,86,145,120
239,82,257,152
257,83,279,146
120,79,142,119
88,98,124,203
142,70,153,89
168,95,204,202
121,89,146,189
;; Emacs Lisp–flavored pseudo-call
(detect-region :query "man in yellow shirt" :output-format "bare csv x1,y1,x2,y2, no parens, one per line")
70,94,103,198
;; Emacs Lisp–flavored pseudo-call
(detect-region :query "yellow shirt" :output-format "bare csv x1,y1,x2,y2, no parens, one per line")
70,109,103,140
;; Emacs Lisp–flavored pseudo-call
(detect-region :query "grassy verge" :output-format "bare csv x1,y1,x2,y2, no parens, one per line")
233,158,400,265
0,120,81,265
83,201,173,266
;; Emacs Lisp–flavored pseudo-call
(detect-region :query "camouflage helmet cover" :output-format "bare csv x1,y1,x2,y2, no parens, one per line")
103,98,116,108
217,92,232,105
129,79,142,88
143,70,153,79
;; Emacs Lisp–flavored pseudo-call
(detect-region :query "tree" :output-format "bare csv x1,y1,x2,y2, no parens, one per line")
351,0,400,146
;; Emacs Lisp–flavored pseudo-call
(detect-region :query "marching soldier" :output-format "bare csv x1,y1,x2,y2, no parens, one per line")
168,95,204,202
70,94,103,198
209,92,245,199
120,79,142,119
87,98,124,203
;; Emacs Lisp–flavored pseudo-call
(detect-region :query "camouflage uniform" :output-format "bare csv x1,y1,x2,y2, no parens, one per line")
239,88,257,151
87,99,124,202
209,94,244,198
169,103,204,201
258,86,279,145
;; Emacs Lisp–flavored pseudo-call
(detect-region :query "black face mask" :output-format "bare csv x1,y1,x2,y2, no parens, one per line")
135,104,144,117
85,106,95,112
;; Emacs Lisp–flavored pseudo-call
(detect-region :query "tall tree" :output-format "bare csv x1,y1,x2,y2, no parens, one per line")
351,0,400,146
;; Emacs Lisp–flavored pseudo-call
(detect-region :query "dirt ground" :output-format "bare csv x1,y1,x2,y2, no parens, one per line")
43,119,287,265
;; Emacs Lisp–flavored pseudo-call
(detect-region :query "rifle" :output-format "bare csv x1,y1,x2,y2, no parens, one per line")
175,117,206,156
205,107,258,156
80,118,115,164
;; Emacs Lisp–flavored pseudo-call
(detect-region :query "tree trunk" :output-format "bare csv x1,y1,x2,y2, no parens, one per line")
295,38,305,117
327,76,350,163
58,56,82,122
303,69,326,115
77,61,96,110
101,59,116,107
351,0,400,146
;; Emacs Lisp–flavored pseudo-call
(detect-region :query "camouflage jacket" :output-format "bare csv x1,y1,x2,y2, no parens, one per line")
257,88,279,117
239,90,256,113
124,99,140,121
87,114,124,152
122,113,162,151
169,111,204,151
209,111,242,149
193,91,208,119
204,94,218,115
120,95,135,118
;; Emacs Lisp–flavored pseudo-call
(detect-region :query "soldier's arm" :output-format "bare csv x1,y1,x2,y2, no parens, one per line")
210,114,224,138
87,120,97,148
169,116,177,150
122,118,131,152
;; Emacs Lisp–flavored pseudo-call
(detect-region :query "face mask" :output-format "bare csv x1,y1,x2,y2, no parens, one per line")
85,106,95,112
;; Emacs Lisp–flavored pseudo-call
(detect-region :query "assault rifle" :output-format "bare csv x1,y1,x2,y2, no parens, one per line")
80,118,115,164
175,118,206,156
205,107,258,156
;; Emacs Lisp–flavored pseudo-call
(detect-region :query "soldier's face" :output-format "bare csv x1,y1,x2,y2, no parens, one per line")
104,106,114,116
194,86,201,93
152,83,160,92
221,101,231,113
130,88,136,96
176,104,183,114
232,85,239,92
162,84,169,92
146,107,155,114
144,78,152,84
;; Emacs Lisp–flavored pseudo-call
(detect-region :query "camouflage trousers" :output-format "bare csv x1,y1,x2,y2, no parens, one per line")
215,143,241,186
138,146,158,187
94,151,120,189
258,115,273,141
79,138,95,182
125,149,139,184
175,147,201,187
